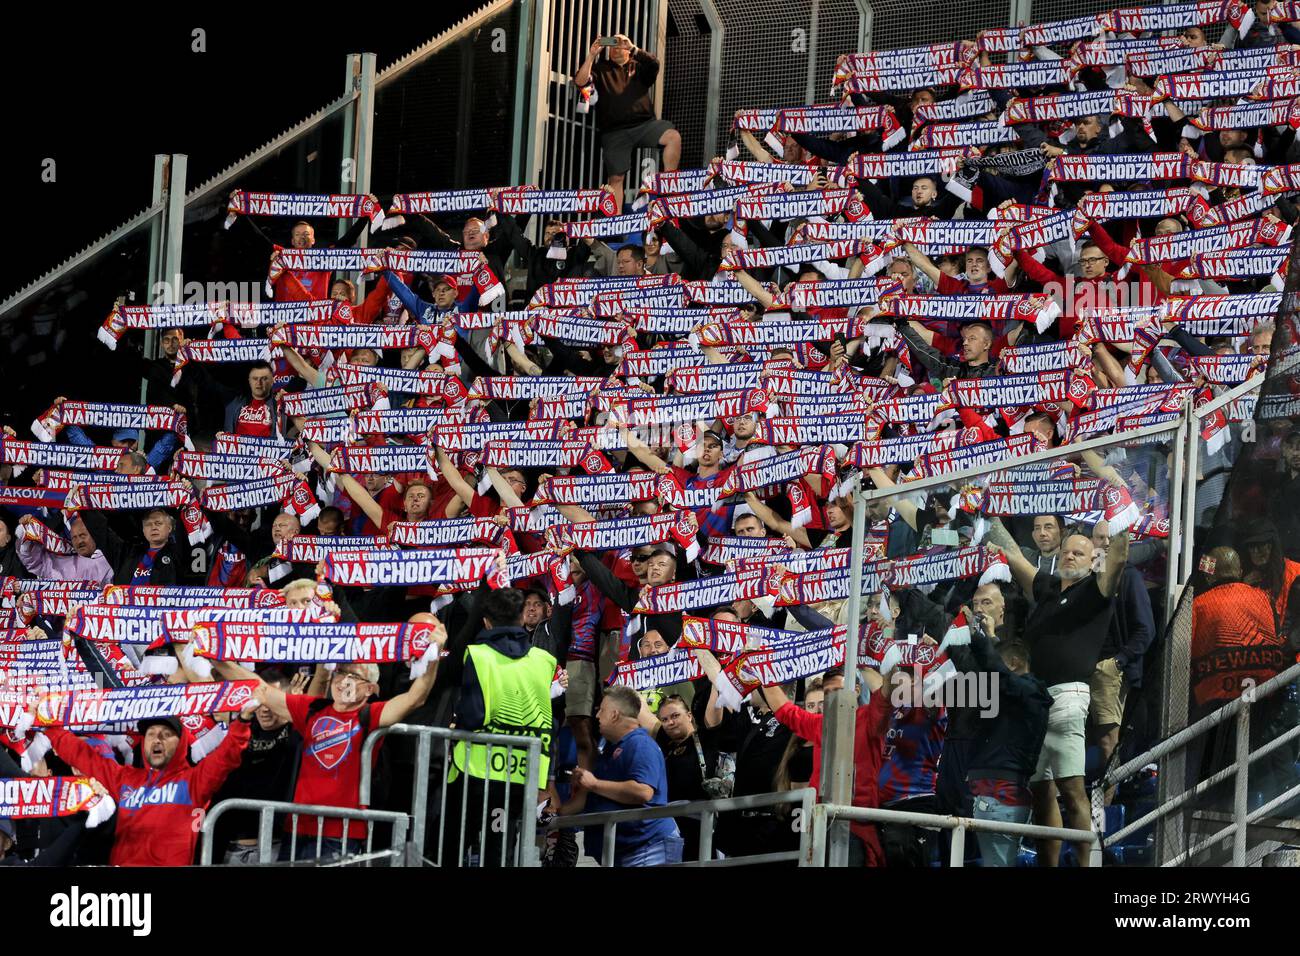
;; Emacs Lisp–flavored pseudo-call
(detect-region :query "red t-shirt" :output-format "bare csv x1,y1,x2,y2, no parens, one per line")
235,399,273,438
344,483,405,536
468,492,500,518
286,694,385,837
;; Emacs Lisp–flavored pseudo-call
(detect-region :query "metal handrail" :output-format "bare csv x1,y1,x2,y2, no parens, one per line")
359,723,544,867
855,419,1183,504
199,797,409,866
182,92,359,208
1192,375,1262,421
0,203,165,316
376,0,514,86
547,788,816,867
2,4,511,314
821,803,1098,867
1097,661,1300,866
1102,661,1300,790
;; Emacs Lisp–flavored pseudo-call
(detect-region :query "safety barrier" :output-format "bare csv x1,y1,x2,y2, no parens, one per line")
537,787,1095,867
359,723,544,867
198,798,409,866
1094,661,1300,868
543,788,817,866
809,802,1100,866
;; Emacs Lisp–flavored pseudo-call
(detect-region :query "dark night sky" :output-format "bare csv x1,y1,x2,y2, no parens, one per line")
2,6,485,291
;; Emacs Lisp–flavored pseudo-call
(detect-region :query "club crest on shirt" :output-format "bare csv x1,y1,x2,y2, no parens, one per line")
309,715,358,770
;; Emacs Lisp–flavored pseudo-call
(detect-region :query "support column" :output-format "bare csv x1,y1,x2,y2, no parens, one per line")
140,154,185,411
700,0,725,162
820,471,865,865
339,53,375,298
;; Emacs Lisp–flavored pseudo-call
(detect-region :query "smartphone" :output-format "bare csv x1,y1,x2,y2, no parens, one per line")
598,37,620,46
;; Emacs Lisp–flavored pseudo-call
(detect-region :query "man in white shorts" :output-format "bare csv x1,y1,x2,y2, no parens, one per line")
987,518,1128,867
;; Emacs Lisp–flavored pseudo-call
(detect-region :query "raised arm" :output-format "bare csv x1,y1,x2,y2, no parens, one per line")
486,466,526,508
573,37,602,87
983,521,1038,597
618,422,670,475
691,649,726,729
742,492,811,548
733,269,776,309
209,659,292,724
380,619,448,726
436,446,478,509
740,129,775,164
277,335,321,385
902,241,942,285
866,466,921,532
307,440,385,528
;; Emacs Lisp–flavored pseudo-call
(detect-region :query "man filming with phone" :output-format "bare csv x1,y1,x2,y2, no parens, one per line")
573,33,681,201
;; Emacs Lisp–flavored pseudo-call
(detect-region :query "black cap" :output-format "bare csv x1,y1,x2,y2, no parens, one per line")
137,716,183,737
1239,519,1276,546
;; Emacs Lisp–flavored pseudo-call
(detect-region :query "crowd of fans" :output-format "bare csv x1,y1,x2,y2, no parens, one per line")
3,0,1300,869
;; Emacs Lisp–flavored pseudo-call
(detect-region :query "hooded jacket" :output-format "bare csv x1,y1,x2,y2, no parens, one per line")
454,626,544,732
44,719,250,866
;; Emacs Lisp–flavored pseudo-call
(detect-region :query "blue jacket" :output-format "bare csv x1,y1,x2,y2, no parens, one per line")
63,424,180,474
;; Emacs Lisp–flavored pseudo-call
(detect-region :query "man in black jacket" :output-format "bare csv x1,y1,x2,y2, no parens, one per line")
949,614,1052,867
77,506,193,586
898,320,1000,381
494,216,597,300
1089,520,1156,770
440,587,557,867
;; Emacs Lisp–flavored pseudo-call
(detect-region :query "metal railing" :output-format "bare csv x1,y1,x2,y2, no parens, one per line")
198,798,409,866
810,802,1100,867
1094,661,1300,867
1,3,509,319
537,786,1097,867
359,723,544,867
544,788,816,866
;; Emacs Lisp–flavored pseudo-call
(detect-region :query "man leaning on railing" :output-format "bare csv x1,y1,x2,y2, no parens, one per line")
560,684,683,866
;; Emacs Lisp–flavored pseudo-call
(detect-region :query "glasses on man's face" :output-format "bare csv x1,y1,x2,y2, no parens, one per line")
632,553,654,563
332,670,367,685
1079,256,1108,265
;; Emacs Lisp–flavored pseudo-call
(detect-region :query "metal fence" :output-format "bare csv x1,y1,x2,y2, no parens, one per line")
1096,662,1300,867
358,723,544,867
198,798,410,866
524,0,667,200
811,802,1100,867
545,788,817,866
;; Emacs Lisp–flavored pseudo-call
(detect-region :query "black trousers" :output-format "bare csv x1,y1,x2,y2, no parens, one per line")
437,776,529,867
879,795,941,868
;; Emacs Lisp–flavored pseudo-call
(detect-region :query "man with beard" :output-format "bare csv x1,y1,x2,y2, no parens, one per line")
987,520,1128,868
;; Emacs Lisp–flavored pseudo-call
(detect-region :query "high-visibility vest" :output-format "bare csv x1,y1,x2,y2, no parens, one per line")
450,643,555,785
1191,582,1288,710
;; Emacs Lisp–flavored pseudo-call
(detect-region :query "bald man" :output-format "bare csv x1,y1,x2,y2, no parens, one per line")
989,520,1128,867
